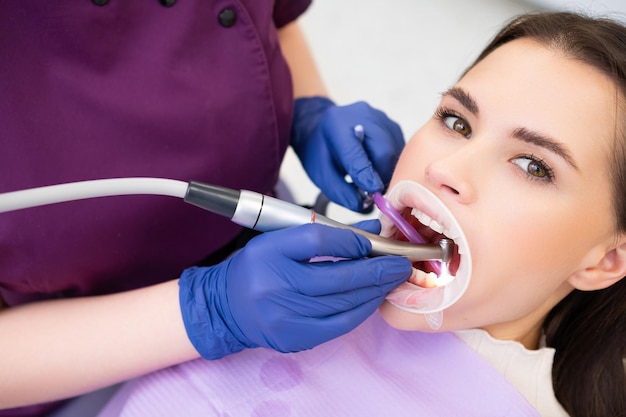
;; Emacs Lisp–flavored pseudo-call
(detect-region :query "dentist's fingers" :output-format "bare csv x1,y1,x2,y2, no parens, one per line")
292,256,411,297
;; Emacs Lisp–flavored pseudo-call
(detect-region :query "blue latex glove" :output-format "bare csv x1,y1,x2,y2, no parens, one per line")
179,221,412,359
291,97,405,212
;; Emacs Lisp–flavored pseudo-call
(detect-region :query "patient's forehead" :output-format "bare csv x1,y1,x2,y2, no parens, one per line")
457,38,617,157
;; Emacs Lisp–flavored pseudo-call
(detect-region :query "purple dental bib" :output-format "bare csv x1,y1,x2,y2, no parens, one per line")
97,313,539,417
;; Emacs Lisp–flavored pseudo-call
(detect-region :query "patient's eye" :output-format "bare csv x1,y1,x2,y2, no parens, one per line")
511,154,555,183
435,107,472,138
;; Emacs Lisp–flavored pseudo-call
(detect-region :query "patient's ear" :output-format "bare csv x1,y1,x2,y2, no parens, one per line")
568,238,626,291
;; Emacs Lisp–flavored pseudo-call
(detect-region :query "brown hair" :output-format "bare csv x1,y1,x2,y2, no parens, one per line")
468,12,626,417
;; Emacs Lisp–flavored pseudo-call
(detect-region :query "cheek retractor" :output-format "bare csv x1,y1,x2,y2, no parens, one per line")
377,180,472,330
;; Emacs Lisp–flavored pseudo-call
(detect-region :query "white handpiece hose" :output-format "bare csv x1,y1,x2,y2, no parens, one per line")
0,178,188,213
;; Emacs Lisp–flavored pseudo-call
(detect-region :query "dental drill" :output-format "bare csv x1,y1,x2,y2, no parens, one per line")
0,178,453,264
184,181,453,263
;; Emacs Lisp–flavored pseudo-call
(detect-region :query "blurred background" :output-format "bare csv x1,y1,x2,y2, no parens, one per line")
280,0,626,222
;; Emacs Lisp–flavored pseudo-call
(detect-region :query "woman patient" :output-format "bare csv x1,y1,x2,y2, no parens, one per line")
98,11,626,417
378,10,626,417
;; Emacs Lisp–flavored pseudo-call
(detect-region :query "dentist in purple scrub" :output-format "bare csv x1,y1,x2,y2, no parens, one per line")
0,1,412,415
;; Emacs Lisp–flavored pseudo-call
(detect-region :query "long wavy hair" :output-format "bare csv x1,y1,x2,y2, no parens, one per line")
465,12,626,417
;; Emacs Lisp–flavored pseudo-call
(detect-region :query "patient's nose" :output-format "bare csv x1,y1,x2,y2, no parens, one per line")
424,152,477,205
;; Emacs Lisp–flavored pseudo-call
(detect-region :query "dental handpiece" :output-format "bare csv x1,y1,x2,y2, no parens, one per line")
184,181,453,263
0,178,452,264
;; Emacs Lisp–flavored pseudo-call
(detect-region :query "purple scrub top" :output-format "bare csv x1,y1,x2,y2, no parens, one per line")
0,0,311,312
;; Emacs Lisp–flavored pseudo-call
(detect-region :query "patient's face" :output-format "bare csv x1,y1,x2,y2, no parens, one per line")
379,38,619,345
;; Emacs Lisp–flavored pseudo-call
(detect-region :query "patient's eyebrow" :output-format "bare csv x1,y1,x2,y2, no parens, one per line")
443,87,479,115
512,127,579,170
443,86,579,170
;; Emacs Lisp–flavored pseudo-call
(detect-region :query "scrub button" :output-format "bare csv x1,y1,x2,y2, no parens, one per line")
218,8,237,28
92,0,109,5
159,0,176,7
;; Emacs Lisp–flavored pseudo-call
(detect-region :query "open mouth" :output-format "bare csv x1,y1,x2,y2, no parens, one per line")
397,208,462,276
378,180,472,314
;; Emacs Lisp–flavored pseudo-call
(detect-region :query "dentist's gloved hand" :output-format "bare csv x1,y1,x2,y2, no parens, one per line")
291,97,405,212
179,222,412,359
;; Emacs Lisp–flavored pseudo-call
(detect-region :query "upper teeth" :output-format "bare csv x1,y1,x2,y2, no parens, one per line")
411,207,465,255
411,208,446,235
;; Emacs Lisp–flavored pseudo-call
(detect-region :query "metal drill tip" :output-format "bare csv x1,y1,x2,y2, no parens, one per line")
438,238,454,263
